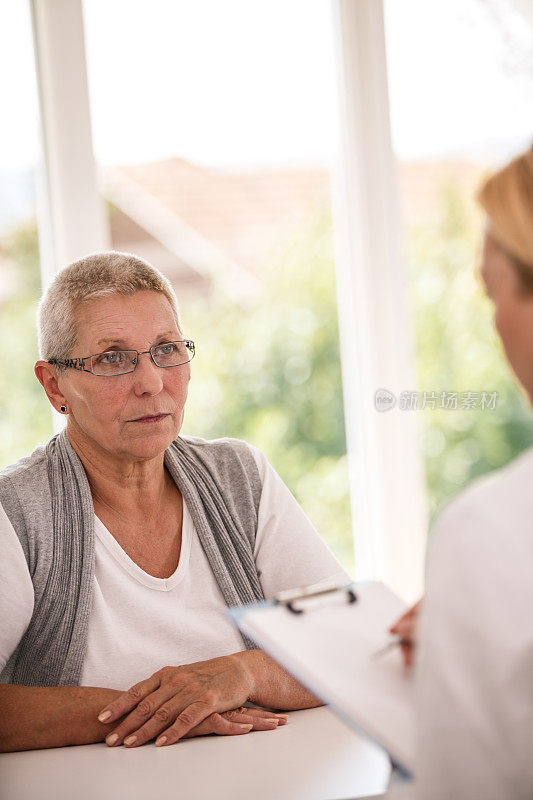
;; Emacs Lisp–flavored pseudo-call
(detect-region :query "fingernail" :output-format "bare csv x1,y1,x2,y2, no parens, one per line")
275,714,288,719
155,736,167,746
266,718,279,725
98,711,111,722
124,735,137,746
106,733,118,746
238,724,253,731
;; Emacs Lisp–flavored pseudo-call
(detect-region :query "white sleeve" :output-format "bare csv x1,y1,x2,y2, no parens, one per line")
415,498,533,800
0,501,34,673
249,445,351,599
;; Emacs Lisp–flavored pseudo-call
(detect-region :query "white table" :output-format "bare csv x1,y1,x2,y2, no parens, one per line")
0,706,391,800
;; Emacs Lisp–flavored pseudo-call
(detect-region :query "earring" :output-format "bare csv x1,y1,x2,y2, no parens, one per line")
60,405,67,413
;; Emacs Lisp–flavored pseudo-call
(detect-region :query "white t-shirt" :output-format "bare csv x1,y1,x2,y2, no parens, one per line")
0,445,349,691
411,446,533,800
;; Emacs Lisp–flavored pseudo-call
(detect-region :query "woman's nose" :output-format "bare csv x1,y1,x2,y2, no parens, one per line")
132,352,164,395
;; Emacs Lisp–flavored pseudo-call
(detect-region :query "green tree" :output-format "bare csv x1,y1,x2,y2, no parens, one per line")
182,209,353,567
0,222,52,467
407,182,533,519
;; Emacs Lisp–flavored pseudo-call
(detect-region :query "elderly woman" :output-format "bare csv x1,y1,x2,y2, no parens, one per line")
0,252,349,752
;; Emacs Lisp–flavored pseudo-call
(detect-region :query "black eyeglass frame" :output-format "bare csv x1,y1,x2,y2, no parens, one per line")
48,339,195,376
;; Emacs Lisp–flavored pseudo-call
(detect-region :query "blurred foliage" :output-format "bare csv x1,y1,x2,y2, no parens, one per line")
182,209,354,569
407,182,533,520
0,220,53,465
2,175,533,571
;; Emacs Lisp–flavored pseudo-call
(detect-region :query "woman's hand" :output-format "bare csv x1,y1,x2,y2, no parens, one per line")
97,654,286,747
183,707,287,738
389,599,422,668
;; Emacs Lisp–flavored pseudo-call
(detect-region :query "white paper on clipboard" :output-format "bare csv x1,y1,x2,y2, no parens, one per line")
230,580,416,775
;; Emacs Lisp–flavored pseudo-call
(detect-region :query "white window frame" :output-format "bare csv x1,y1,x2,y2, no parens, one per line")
30,0,427,600
30,0,110,289
330,0,427,600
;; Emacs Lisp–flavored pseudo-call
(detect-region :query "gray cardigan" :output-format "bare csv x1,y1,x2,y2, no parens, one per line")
0,430,265,686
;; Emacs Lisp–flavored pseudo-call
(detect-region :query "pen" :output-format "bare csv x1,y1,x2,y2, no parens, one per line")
371,635,403,660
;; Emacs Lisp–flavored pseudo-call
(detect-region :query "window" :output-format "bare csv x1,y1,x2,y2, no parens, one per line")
82,0,353,568
0,1,52,468
384,0,533,519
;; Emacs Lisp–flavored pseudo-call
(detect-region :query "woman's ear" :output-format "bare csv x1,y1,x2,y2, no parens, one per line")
35,361,68,414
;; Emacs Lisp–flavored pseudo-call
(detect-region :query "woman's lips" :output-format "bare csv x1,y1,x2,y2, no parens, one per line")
131,413,169,424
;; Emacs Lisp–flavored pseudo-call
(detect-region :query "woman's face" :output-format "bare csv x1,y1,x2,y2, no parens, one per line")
480,232,533,404
56,290,190,463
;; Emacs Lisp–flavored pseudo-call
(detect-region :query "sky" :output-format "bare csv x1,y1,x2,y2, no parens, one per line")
1,0,532,172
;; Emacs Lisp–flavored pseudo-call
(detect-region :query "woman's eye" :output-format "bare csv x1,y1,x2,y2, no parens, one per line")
100,351,123,364
156,343,176,356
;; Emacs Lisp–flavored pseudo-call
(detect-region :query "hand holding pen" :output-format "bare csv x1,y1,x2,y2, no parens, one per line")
372,599,422,667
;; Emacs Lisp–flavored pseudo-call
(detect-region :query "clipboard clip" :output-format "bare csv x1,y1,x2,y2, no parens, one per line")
275,582,358,614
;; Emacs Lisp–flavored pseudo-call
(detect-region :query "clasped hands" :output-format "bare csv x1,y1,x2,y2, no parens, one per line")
97,602,422,749
97,652,287,748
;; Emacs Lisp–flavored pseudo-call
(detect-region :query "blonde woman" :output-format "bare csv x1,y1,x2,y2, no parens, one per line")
394,148,533,799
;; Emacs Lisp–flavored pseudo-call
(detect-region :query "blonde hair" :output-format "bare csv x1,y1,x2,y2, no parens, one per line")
38,251,182,370
477,146,533,291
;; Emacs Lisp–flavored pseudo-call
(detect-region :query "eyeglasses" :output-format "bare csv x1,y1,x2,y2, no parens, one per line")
48,340,195,377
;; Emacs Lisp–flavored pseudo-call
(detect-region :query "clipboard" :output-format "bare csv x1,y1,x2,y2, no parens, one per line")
229,580,416,776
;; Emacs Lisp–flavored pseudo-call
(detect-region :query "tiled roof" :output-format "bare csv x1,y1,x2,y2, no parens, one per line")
105,157,486,299
109,158,330,275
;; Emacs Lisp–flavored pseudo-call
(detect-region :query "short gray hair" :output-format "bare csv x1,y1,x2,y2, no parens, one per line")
38,251,182,370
